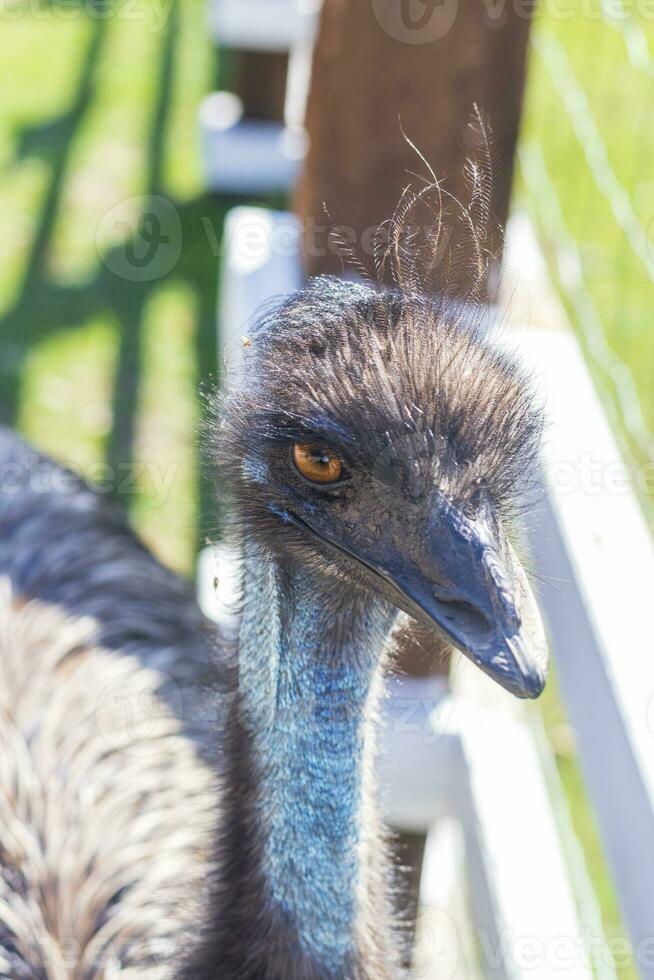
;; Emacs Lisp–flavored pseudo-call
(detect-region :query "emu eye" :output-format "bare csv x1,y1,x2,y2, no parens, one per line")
292,442,344,485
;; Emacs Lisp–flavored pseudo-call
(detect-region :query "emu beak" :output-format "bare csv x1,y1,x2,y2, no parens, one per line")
382,497,548,699
290,492,547,698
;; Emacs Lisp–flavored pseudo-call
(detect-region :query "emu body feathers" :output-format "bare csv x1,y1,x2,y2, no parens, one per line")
0,433,215,978
0,583,213,979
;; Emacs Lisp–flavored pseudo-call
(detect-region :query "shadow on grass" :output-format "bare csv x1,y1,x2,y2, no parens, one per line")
0,0,254,553
0,13,109,416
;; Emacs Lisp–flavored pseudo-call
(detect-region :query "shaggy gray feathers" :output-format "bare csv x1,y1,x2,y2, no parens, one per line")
0,430,217,683
0,430,217,978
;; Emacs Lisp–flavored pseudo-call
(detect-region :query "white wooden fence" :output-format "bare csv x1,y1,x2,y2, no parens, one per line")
199,0,320,193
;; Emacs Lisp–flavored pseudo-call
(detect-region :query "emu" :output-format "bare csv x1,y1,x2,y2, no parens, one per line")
0,202,548,978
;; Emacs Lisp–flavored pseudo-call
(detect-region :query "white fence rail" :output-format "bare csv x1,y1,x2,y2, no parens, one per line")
200,0,321,193
207,0,320,51
522,326,654,976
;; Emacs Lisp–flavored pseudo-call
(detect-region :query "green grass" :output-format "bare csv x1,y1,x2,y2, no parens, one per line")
519,0,654,493
518,4,654,976
0,0,649,974
0,0,227,574
539,669,636,979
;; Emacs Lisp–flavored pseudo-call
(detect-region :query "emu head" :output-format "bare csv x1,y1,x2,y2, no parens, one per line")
214,276,548,699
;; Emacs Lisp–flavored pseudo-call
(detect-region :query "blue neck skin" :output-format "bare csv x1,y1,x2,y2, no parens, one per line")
238,541,398,973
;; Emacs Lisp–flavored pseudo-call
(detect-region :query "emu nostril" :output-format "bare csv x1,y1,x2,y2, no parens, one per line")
433,594,491,637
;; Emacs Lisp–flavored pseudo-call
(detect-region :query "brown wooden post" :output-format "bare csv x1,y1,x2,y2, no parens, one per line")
295,0,533,288
294,0,534,956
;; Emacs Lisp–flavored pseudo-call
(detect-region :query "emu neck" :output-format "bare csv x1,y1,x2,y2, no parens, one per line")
238,542,398,977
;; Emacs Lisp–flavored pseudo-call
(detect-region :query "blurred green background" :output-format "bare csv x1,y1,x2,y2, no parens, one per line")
0,0,651,975
520,9,653,977
520,3,654,524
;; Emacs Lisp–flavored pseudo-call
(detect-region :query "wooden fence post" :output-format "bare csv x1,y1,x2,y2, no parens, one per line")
295,0,533,290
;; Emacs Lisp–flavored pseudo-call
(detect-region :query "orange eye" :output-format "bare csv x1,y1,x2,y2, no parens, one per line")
292,442,344,485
